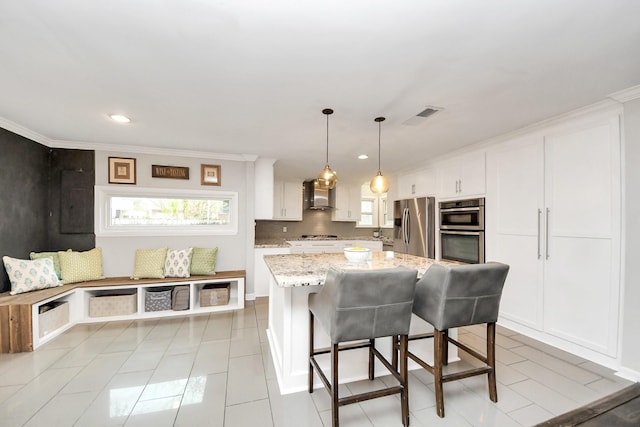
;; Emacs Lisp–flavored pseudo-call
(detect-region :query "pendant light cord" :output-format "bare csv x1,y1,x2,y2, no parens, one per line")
326,112,330,164
378,120,381,171
374,116,385,171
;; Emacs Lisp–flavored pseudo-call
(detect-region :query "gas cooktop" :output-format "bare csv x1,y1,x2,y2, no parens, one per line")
301,234,338,240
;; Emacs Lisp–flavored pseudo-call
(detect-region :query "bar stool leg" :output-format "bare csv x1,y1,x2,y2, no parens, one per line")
434,329,445,418
391,335,399,371
331,343,339,427
487,322,498,402
442,329,449,366
368,339,375,380
399,334,410,427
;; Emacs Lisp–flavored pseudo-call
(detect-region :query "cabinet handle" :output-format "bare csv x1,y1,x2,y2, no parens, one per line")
459,179,462,193
537,209,542,259
284,208,286,217
545,208,550,260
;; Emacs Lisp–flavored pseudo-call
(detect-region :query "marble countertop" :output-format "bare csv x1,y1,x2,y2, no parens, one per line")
255,236,393,248
264,252,457,288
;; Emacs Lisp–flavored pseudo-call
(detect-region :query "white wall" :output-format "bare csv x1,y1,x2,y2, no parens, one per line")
94,151,254,289
621,98,640,378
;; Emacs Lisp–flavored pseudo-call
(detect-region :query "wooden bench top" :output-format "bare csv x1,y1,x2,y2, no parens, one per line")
0,270,246,306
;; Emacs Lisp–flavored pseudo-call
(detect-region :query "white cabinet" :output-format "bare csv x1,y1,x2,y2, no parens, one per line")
331,185,360,222
486,113,621,358
254,247,291,297
397,168,435,199
273,181,303,220
436,151,486,198
254,158,276,220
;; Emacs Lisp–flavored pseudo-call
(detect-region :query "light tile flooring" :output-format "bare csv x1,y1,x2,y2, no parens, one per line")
0,298,632,427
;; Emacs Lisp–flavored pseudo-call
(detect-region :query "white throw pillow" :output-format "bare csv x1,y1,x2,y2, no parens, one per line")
164,248,193,278
2,256,62,295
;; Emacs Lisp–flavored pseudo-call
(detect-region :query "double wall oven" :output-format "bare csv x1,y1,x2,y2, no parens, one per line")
439,198,485,264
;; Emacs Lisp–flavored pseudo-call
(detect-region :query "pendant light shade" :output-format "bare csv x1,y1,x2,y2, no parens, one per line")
370,116,390,194
317,108,338,190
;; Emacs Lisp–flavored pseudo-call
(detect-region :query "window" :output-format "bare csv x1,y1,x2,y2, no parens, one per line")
357,184,393,228
95,186,238,236
360,198,375,226
381,197,393,227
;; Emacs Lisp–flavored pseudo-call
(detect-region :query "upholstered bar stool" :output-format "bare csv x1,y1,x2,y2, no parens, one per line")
407,262,509,418
308,266,418,427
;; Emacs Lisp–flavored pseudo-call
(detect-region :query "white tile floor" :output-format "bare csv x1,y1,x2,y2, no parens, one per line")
0,298,632,427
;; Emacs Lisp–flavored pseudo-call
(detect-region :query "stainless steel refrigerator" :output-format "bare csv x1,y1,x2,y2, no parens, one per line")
393,197,435,258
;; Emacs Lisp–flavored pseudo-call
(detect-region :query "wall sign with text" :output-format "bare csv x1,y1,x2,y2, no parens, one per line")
152,165,190,180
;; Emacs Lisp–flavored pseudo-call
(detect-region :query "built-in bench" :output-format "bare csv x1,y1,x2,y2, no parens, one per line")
0,270,246,354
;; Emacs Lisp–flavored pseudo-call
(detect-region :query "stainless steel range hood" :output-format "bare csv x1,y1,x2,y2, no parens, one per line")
303,180,333,210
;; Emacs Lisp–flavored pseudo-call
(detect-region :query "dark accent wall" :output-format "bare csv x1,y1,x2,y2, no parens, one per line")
0,128,95,292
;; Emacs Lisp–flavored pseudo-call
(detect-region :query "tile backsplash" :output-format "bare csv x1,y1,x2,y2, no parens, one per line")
255,209,392,240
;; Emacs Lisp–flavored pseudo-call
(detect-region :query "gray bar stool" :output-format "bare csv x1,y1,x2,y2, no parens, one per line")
407,262,509,418
309,266,418,427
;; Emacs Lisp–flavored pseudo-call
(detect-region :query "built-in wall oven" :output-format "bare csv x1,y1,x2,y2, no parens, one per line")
439,198,485,264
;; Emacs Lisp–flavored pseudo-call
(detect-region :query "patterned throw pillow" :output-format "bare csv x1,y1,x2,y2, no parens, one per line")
164,248,193,278
30,249,71,279
131,248,168,279
2,256,62,295
58,248,105,284
190,247,218,275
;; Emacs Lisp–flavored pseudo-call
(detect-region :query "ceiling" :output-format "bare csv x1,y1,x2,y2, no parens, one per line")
2,1,640,185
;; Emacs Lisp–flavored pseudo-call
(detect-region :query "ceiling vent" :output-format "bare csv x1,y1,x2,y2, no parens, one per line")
403,105,443,126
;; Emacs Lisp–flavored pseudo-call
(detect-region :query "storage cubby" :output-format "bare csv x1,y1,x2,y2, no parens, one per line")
31,289,78,349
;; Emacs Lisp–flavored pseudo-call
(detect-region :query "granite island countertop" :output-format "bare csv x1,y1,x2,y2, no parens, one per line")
264,252,457,287
255,236,393,248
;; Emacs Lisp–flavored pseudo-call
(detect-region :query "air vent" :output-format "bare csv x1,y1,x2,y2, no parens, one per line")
417,107,440,118
403,105,443,126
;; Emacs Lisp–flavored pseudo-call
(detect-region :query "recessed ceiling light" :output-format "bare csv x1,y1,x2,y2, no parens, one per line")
358,154,369,160
109,114,131,123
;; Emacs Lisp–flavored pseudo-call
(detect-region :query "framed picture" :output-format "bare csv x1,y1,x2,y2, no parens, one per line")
108,157,136,184
201,164,221,186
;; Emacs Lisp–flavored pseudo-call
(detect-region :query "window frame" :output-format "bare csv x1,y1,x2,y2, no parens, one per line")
95,185,239,237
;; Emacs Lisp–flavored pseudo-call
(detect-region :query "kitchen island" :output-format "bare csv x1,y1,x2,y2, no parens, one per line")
264,251,458,394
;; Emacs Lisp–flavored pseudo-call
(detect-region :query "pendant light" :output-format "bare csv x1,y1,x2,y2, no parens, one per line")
370,116,390,193
317,108,338,190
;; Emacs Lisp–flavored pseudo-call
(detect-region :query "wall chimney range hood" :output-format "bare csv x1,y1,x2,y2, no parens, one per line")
304,180,334,210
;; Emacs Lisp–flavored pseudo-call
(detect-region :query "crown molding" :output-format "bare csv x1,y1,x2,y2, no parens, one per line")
609,84,640,103
0,116,257,162
0,117,51,146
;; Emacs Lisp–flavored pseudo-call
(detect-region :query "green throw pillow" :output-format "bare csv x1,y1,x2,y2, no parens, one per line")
30,251,64,279
190,247,218,275
58,248,105,284
131,248,168,279
2,256,62,295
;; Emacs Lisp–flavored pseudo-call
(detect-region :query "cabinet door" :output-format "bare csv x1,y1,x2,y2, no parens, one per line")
282,182,302,220
436,160,460,198
273,181,285,219
332,186,360,222
486,136,544,330
459,151,486,196
273,181,302,220
437,152,486,198
398,169,435,199
543,118,620,356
